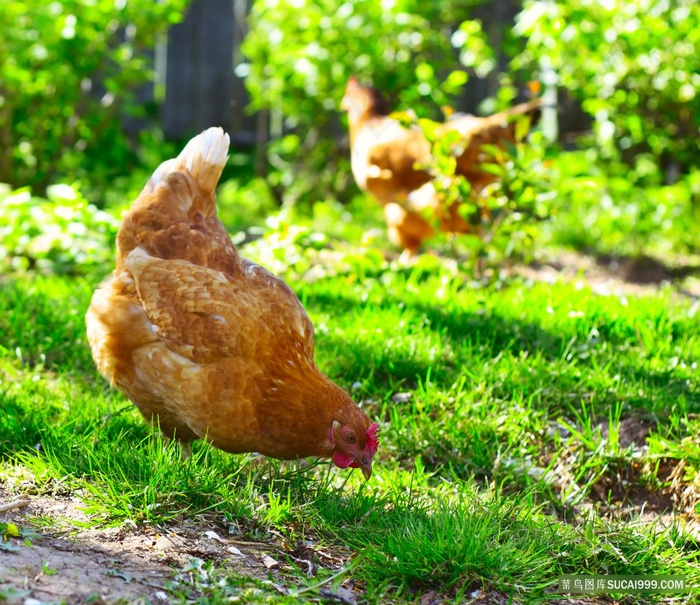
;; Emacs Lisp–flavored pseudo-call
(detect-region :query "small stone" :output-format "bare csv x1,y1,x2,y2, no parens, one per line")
153,536,174,551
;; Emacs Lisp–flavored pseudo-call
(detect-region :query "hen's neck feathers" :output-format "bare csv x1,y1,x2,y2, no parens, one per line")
344,86,393,146
255,361,365,458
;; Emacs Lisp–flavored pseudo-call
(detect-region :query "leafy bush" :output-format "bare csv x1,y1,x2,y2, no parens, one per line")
0,0,189,193
544,152,700,257
242,0,492,203
393,111,553,270
513,0,700,172
0,184,119,275
240,197,388,280
508,0,700,260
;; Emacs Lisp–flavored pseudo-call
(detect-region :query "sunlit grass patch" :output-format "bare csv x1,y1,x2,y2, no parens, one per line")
1,261,699,603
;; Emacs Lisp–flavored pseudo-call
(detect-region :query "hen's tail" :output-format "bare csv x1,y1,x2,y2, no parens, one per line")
448,98,543,142
143,127,230,200
116,127,238,273
491,98,543,132
447,99,543,188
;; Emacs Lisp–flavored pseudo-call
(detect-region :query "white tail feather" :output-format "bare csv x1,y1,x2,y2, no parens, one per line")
145,127,230,194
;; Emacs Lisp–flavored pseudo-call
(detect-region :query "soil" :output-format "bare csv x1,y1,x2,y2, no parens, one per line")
0,485,281,604
0,484,617,605
514,249,700,298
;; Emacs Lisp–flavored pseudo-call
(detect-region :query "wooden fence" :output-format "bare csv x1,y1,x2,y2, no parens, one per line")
158,0,257,143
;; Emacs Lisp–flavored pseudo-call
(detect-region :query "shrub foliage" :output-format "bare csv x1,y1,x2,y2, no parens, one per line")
0,0,189,193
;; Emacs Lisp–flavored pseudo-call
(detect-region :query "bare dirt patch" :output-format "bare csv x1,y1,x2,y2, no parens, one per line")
0,485,284,604
515,250,700,297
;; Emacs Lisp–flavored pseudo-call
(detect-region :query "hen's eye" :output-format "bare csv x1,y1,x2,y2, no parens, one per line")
345,433,357,444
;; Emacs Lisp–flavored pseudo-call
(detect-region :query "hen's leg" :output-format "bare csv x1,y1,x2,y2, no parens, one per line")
384,203,431,257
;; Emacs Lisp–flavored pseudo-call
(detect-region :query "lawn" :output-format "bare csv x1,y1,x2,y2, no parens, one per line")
1,192,699,602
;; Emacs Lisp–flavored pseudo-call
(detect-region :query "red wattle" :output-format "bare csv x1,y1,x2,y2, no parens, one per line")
332,452,355,468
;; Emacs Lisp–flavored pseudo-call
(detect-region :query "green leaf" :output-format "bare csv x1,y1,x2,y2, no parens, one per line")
415,63,434,82
418,118,440,143
442,70,468,93
514,114,532,144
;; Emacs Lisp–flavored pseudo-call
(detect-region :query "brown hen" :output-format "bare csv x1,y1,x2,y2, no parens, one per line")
341,77,542,255
86,128,378,479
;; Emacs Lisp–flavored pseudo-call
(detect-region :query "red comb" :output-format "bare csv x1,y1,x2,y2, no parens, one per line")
366,422,380,456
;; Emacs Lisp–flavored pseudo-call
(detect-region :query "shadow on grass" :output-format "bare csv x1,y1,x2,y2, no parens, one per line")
0,390,48,459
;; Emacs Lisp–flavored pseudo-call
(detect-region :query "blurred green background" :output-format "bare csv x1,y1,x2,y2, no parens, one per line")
1,0,699,276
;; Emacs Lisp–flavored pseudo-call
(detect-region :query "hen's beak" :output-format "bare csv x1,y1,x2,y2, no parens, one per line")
358,458,373,481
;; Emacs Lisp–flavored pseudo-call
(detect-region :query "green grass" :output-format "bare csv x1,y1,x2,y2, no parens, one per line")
1,229,699,602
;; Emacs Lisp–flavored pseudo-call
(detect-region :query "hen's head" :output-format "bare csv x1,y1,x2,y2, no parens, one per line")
340,76,391,123
328,409,379,480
